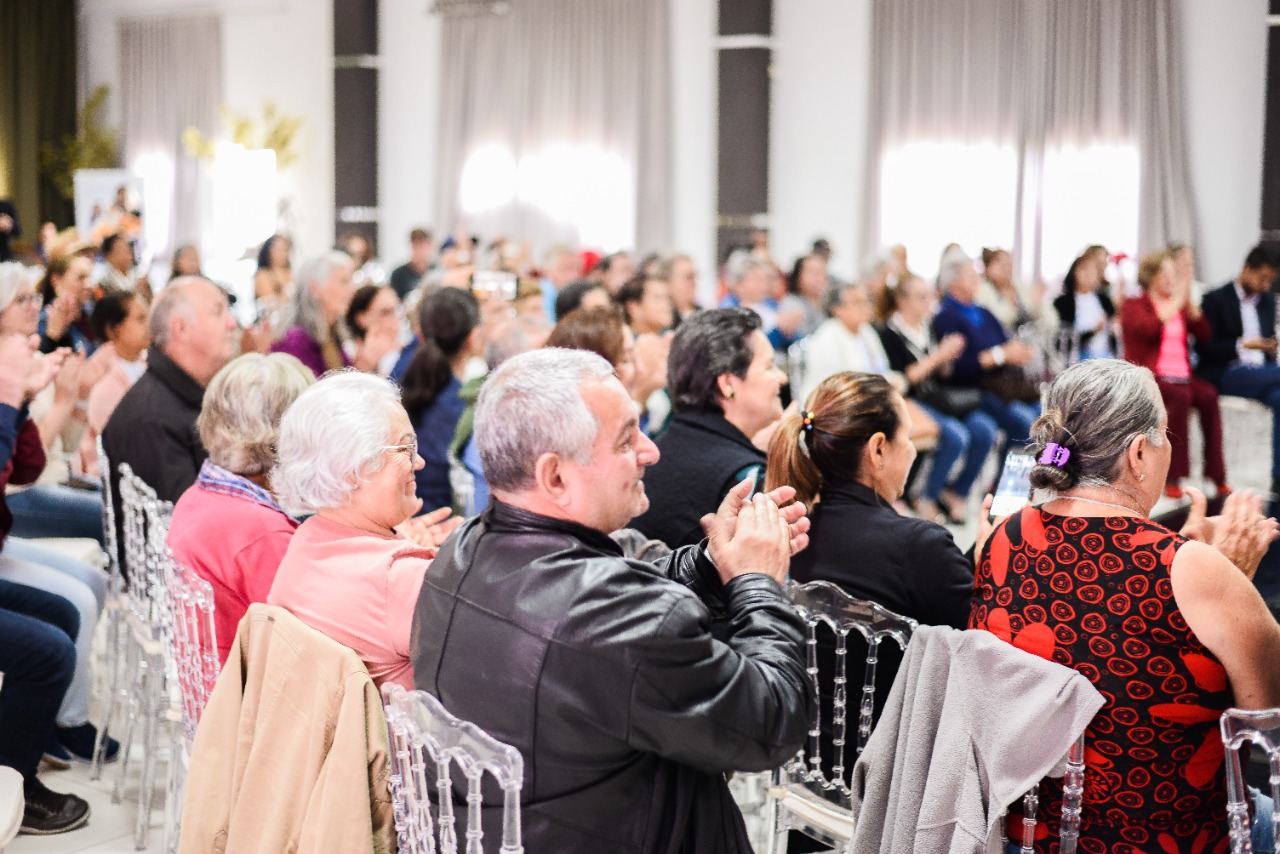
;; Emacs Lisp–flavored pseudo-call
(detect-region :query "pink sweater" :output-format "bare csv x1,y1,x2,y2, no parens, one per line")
267,514,432,690
167,483,298,665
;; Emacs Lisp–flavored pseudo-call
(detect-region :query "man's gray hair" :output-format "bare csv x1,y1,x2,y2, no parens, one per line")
724,249,770,285
1029,359,1166,494
150,276,212,349
475,348,616,493
272,369,406,514
936,247,973,291
197,353,315,477
293,251,354,344
484,316,549,370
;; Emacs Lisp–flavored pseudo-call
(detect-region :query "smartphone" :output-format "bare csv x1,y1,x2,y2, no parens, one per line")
989,450,1037,520
471,271,518,302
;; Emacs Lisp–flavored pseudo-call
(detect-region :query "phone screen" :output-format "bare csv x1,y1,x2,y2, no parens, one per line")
990,451,1037,519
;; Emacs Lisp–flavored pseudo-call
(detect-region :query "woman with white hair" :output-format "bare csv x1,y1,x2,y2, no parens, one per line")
267,370,461,688
270,251,398,378
166,352,315,666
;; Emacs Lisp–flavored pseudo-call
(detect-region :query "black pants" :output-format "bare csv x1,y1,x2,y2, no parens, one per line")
0,578,78,780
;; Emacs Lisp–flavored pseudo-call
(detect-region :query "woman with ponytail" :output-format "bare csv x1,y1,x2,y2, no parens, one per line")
768,370,975,630
399,287,482,513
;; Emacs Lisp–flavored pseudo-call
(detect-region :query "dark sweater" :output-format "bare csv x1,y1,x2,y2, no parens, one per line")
631,409,766,548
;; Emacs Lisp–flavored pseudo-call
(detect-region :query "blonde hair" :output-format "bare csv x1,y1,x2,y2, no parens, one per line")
198,353,315,476
1136,250,1170,291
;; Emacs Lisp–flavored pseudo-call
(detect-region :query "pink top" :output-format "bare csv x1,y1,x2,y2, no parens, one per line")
167,483,298,665
1154,310,1190,379
267,514,432,690
79,357,144,477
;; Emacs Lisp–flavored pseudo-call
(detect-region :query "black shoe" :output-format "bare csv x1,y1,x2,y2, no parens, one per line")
20,777,90,835
41,732,72,771
57,723,119,764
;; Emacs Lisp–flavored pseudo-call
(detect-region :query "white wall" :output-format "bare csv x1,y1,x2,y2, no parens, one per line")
769,0,871,283
1180,0,1268,283
79,0,334,264
378,2,441,266
668,0,718,293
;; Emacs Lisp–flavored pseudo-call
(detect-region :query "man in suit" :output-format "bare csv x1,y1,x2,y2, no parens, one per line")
1195,243,1280,492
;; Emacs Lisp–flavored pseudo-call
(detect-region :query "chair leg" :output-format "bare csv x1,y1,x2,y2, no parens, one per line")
163,717,187,854
112,638,143,805
91,608,124,782
134,653,163,851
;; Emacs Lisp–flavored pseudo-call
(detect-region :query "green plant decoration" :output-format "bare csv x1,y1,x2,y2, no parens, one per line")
183,101,302,170
39,85,120,201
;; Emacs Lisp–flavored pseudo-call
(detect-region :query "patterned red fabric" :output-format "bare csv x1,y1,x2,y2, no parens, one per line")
968,507,1231,854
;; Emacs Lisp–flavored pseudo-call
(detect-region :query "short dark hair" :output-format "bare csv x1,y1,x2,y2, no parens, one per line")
90,290,137,341
554,279,606,319
344,284,382,340
100,233,126,258
409,227,432,244
1243,243,1279,271
668,307,762,412
615,274,651,325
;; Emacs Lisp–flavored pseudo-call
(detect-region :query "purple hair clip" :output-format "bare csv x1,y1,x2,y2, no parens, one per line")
1039,442,1071,467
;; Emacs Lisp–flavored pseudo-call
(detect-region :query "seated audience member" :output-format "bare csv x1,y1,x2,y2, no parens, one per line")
271,252,397,378
977,247,1038,332
103,276,239,505
167,353,314,666
662,253,702,324
400,288,482,514
616,273,674,336
268,371,460,689
1169,241,1207,307
553,278,610,320
720,250,782,335
0,335,91,835
633,308,786,547
78,290,150,477
412,347,814,852
1196,244,1280,494
772,254,828,351
97,233,150,301
539,244,579,321
0,264,107,542
0,333,113,769
253,234,294,318
970,358,1280,852
1121,250,1227,498
594,250,635,297
547,306,667,426
345,284,404,376
880,275,997,522
932,247,1040,450
36,254,95,355
1052,252,1117,360
513,279,547,323
793,282,938,447
388,227,433,300
168,243,203,282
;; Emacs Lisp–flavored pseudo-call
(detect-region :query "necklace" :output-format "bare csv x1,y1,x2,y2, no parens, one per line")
1051,493,1142,516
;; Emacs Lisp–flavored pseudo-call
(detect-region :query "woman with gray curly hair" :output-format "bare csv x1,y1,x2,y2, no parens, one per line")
266,370,461,688
166,352,315,665
967,358,1280,853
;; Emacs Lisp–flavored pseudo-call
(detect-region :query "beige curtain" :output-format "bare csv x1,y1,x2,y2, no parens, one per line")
119,16,221,261
861,0,1196,277
435,0,671,254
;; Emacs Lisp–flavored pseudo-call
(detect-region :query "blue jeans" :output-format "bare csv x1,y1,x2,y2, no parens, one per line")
916,403,1000,500
6,482,105,545
980,391,1040,451
1003,786,1275,853
1219,363,1280,477
0,579,78,781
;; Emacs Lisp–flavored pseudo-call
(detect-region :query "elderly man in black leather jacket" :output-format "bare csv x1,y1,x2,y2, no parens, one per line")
411,348,815,853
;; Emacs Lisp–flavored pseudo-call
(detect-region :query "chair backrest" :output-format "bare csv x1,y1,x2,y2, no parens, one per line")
95,435,123,596
163,558,219,748
381,683,524,854
1220,707,1280,853
117,465,174,638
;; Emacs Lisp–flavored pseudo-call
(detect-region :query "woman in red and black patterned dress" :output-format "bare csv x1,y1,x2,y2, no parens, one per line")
968,359,1280,853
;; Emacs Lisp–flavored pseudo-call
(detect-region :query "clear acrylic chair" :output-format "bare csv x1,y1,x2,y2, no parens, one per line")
111,465,176,851
160,557,218,854
91,436,130,780
381,683,525,854
765,579,918,854
1221,707,1280,854
996,732,1087,854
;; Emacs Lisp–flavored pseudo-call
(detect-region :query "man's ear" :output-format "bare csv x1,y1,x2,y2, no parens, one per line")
532,451,569,506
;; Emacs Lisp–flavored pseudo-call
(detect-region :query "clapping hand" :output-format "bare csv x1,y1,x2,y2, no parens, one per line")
1180,487,1279,580
702,477,811,585
397,506,465,552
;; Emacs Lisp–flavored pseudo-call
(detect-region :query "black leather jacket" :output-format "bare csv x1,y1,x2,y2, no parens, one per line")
411,500,814,853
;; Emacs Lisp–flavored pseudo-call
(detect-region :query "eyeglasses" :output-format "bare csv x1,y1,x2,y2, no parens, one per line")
13,293,38,307
383,440,418,460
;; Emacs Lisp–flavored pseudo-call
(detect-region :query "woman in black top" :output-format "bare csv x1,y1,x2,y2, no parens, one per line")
1052,253,1117,360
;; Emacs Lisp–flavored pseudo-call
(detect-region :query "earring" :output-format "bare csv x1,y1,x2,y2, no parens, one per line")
728,390,735,399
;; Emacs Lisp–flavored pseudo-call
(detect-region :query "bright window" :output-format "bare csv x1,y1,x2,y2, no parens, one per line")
1039,143,1140,282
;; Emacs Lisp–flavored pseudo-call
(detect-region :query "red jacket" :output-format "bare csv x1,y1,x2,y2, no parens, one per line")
1120,294,1212,375
1,418,47,544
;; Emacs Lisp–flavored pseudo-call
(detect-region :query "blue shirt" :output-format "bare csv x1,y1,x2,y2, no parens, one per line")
413,375,466,514
462,436,488,517
389,339,419,383
932,294,1009,386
